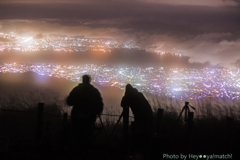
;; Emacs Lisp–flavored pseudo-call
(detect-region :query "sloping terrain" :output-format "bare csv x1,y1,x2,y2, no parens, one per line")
0,71,124,114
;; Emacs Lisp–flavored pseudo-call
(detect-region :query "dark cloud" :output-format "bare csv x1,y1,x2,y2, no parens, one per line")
0,20,130,40
1,0,239,7
138,0,239,7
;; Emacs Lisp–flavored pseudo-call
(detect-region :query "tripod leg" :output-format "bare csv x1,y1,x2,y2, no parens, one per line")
110,111,124,138
171,106,186,137
176,107,185,124
167,106,186,151
97,114,109,139
185,106,190,122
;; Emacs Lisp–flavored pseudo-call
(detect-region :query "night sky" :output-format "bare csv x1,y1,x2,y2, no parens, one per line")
0,0,240,67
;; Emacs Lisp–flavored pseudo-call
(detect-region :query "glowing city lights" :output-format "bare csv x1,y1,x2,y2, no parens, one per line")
1,63,240,100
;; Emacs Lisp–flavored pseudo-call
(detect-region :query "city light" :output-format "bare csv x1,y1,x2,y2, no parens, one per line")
0,33,182,56
1,62,239,100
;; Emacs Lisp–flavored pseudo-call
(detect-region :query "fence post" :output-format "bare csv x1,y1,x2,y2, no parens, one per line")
188,112,193,123
63,113,68,125
123,106,129,154
36,103,44,146
226,117,233,149
156,109,163,134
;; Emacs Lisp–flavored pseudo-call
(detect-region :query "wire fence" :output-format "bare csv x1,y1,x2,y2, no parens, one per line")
97,113,134,124
1,104,238,154
0,108,134,123
5,103,228,151
0,105,135,150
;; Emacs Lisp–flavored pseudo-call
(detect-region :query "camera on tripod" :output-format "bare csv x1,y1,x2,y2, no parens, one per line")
178,102,195,122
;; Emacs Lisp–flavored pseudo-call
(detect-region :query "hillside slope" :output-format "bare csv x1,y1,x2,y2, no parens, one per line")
0,72,124,114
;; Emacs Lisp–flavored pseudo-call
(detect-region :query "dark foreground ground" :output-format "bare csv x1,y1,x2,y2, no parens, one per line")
1,125,240,160
1,107,240,160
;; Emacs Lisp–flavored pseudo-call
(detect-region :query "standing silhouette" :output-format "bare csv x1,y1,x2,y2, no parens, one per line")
66,75,103,145
121,84,153,158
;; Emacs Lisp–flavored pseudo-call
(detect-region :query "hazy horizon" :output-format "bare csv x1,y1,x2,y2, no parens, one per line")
1,0,240,68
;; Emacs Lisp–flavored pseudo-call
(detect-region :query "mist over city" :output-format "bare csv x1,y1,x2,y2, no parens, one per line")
0,0,240,159
1,0,240,68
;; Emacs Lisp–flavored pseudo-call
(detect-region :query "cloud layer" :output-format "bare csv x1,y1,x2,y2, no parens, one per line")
0,0,240,68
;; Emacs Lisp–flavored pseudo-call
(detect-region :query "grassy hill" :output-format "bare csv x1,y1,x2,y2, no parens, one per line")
0,72,240,159
0,71,124,114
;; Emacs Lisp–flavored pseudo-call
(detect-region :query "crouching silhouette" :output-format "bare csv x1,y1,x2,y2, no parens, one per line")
121,84,154,158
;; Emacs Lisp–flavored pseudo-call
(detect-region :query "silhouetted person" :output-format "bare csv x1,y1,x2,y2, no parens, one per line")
121,84,153,125
66,75,103,145
121,84,153,158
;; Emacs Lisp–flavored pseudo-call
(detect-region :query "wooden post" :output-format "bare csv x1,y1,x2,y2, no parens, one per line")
226,117,233,149
123,106,129,154
188,112,194,123
226,117,233,131
63,113,68,125
36,103,44,146
156,109,163,134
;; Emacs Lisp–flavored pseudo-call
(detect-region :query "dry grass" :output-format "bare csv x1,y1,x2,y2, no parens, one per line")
0,91,240,157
